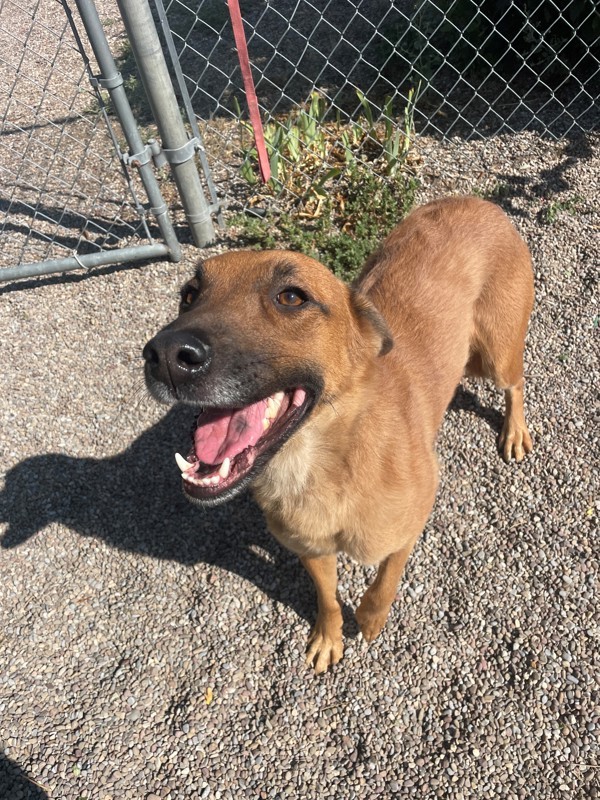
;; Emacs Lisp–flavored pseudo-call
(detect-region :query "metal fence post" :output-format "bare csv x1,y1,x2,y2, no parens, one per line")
72,0,182,263
115,0,216,248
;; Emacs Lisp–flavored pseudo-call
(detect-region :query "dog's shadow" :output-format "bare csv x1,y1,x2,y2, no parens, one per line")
1,389,504,635
0,753,48,800
449,384,504,435
0,406,316,625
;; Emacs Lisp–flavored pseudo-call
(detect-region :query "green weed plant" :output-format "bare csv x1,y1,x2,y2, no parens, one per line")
235,87,420,200
233,88,421,281
232,167,418,283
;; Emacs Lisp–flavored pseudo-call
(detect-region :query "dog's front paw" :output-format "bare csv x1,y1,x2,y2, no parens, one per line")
305,616,343,674
355,597,389,643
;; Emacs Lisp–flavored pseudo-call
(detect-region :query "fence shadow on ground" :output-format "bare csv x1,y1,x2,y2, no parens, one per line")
0,753,48,800
0,198,147,257
496,131,595,207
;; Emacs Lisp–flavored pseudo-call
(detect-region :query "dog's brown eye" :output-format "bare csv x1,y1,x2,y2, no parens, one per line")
276,289,307,307
180,285,198,309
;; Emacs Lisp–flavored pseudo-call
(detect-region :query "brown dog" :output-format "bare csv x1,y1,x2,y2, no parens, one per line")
143,196,533,673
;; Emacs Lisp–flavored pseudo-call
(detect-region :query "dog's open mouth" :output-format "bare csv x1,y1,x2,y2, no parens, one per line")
174,388,311,502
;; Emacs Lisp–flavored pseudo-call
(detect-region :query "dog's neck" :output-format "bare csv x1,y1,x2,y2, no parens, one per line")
252,363,379,510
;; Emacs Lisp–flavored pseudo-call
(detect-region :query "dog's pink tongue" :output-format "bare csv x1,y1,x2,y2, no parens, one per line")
194,399,268,465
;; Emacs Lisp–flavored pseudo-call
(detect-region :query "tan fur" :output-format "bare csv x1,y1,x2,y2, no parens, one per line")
255,196,533,672
170,196,535,673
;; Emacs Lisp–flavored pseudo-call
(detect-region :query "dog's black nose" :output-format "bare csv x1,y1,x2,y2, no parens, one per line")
143,330,211,387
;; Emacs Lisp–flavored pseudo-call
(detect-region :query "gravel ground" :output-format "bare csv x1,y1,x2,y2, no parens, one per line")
1,129,598,799
1,1,599,797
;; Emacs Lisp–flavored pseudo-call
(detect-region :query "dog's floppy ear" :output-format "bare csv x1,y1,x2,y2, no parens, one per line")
350,289,394,357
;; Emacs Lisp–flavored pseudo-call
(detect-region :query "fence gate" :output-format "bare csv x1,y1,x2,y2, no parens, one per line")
0,0,219,284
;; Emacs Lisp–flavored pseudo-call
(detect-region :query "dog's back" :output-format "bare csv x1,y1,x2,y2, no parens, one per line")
357,196,534,438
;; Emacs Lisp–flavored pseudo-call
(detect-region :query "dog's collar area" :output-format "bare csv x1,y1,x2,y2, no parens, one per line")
174,388,310,501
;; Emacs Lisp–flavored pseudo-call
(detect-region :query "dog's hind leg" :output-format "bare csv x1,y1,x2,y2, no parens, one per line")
465,332,533,461
355,542,416,642
301,554,344,674
467,268,534,462
467,337,533,462
496,365,533,463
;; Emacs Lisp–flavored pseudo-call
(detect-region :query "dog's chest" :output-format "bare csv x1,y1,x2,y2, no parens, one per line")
255,481,392,564
252,431,351,555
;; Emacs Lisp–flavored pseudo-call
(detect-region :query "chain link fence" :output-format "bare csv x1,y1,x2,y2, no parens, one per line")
0,0,167,280
1,0,598,280
0,0,222,283
162,0,599,210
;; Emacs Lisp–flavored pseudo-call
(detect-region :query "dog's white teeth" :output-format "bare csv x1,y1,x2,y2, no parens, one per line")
265,391,285,422
218,458,231,479
263,417,271,431
175,452,195,472
181,470,223,488
266,393,282,418
265,399,276,420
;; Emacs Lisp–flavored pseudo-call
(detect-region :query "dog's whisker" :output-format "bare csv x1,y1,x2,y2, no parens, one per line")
323,396,340,418
126,379,152,412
